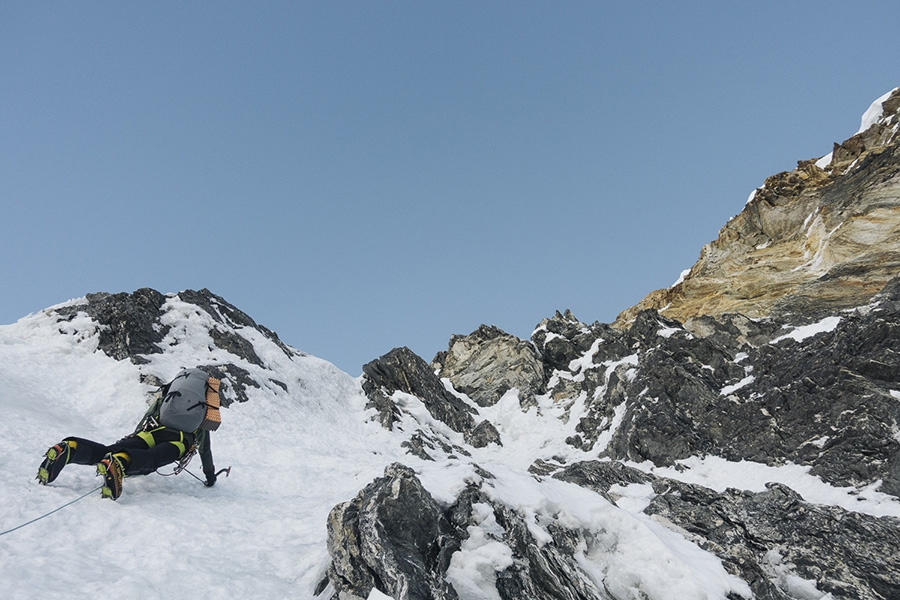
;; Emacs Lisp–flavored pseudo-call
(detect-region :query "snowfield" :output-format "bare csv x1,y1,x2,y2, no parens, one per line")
1,299,896,599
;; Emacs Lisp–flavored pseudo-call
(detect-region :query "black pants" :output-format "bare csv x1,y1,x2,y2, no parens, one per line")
65,427,194,476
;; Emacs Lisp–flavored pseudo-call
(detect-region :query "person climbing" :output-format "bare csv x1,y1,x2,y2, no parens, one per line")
37,367,222,500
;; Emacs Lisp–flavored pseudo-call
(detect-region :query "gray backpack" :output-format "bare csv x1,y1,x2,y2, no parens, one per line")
158,368,222,432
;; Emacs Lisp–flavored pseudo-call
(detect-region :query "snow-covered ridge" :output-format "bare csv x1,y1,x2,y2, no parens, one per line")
4,285,900,599
858,87,900,135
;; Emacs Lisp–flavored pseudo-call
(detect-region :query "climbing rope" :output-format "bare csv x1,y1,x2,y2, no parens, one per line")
0,485,103,538
155,446,196,477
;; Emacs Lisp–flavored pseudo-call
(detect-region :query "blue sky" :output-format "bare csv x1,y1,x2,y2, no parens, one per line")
2,3,898,374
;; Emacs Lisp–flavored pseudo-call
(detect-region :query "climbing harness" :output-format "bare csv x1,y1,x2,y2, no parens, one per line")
155,444,197,477
0,485,103,538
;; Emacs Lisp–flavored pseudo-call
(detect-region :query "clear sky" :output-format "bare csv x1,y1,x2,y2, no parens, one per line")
2,3,898,374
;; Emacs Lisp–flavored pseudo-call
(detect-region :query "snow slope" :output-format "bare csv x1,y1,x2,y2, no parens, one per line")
1,297,896,599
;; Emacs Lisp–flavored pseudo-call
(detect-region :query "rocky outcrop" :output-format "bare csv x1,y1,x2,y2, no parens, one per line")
531,278,900,495
618,87,900,326
56,288,169,364
49,287,294,403
326,464,610,600
451,487,608,600
433,325,544,407
647,478,900,600
555,460,900,600
325,464,461,600
53,287,296,371
362,347,501,450
175,288,299,363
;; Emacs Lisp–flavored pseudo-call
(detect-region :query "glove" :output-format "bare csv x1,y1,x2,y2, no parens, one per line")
204,468,217,487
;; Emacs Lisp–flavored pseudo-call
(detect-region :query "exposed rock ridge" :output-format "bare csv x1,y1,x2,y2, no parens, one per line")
537,278,900,495
49,287,297,403
555,460,900,600
432,324,545,408
618,87,900,326
362,273,900,496
325,463,461,600
362,347,502,450
326,463,613,600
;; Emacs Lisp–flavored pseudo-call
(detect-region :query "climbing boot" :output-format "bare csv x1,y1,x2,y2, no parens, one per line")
37,440,75,485
97,452,127,500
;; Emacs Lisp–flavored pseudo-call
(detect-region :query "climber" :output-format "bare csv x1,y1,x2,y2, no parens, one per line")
37,368,221,500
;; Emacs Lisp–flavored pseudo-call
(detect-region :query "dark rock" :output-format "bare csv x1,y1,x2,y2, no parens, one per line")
468,420,502,448
530,279,900,496
176,288,299,363
645,478,900,600
55,288,168,363
448,485,608,600
51,288,295,385
400,431,470,462
365,387,402,430
362,347,500,448
327,466,616,600
326,463,460,600
200,362,257,406
552,460,653,503
492,501,606,600
532,310,617,377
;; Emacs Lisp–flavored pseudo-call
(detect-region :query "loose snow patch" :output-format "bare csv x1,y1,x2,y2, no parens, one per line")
746,187,761,205
657,326,680,338
720,375,755,396
446,502,514,600
815,151,833,170
641,455,900,518
671,268,692,288
763,549,834,600
770,316,841,344
480,466,752,600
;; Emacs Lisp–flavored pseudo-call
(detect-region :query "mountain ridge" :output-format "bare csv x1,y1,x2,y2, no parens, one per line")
3,89,900,599
617,87,900,327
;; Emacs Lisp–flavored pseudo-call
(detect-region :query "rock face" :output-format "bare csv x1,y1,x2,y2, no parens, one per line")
618,87,900,326
433,325,545,408
56,288,169,363
645,479,900,600
555,460,900,600
362,347,501,450
531,281,900,496
326,463,610,600
326,463,460,600
51,287,297,404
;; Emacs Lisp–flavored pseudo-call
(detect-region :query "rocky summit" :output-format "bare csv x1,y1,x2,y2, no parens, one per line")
618,88,900,326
